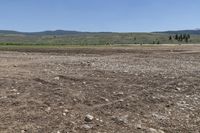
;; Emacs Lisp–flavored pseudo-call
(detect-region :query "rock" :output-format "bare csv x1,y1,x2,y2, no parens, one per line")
63,112,67,116
123,70,128,73
96,118,103,123
118,92,124,95
64,109,69,113
114,91,124,96
176,87,181,91
45,107,51,113
136,123,142,129
54,76,60,80
81,124,92,130
105,98,109,102
148,128,165,133
11,89,17,92
91,62,95,67
1,96,7,99
100,97,109,102
85,114,94,122
112,115,128,124
21,130,26,133
99,119,103,123
119,99,124,102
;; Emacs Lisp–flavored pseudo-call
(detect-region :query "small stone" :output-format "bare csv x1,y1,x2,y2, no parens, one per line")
91,63,95,66
1,96,7,99
45,107,51,112
64,109,69,113
105,98,109,102
21,130,26,133
12,89,17,92
148,128,165,133
85,114,94,122
81,124,92,130
54,77,60,80
112,115,128,124
176,87,181,91
149,128,158,133
136,123,142,129
124,70,128,73
57,131,61,133
119,99,124,102
101,97,109,102
118,92,124,95
63,112,66,116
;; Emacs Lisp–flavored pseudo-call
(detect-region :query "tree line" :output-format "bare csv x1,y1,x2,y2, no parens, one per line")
169,34,191,43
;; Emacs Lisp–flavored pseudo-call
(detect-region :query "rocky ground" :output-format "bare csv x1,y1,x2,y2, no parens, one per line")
0,46,200,133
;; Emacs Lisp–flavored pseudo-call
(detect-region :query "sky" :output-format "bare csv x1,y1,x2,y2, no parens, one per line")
0,0,199,32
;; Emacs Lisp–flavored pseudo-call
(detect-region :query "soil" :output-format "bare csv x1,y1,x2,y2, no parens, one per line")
0,46,200,133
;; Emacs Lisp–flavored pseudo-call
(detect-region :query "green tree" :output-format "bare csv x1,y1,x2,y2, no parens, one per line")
178,34,183,41
187,34,190,39
185,37,189,43
169,36,172,40
175,34,178,40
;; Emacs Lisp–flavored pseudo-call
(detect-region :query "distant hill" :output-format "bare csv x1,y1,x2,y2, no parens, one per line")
0,30,22,35
0,30,115,36
1,29,200,36
0,30,87,36
0,29,200,45
155,29,200,35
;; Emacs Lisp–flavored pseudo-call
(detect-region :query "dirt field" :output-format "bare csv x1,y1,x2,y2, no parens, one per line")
0,46,200,133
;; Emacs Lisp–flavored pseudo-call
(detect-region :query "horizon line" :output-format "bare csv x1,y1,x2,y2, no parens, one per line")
0,28,199,33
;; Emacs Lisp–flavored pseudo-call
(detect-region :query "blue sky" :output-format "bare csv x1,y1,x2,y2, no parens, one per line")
0,0,199,32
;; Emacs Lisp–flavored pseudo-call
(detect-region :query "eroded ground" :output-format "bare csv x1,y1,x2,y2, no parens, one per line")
0,46,200,133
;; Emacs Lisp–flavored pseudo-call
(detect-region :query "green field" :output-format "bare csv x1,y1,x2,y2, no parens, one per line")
1,32,200,45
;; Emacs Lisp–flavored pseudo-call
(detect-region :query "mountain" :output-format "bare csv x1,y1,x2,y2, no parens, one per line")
155,29,200,35
0,30,88,36
1,29,200,36
0,30,23,35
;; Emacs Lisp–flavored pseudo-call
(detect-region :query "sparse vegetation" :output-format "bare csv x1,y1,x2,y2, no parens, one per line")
169,34,191,43
0,31,200,45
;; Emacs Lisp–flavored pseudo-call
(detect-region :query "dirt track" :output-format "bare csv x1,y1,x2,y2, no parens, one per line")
0,46,200,133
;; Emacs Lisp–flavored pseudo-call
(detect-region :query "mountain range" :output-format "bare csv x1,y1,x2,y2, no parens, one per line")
155,29,200,35
0,29,200,36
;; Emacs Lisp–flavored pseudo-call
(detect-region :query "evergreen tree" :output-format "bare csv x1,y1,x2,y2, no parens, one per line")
169,36,172,40
185,37,189,43
187,34,190,39
183,34,187,40
179,34,183,41
175,34,178,40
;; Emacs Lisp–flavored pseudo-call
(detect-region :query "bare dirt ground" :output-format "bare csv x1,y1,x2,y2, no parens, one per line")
0,46,200,133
